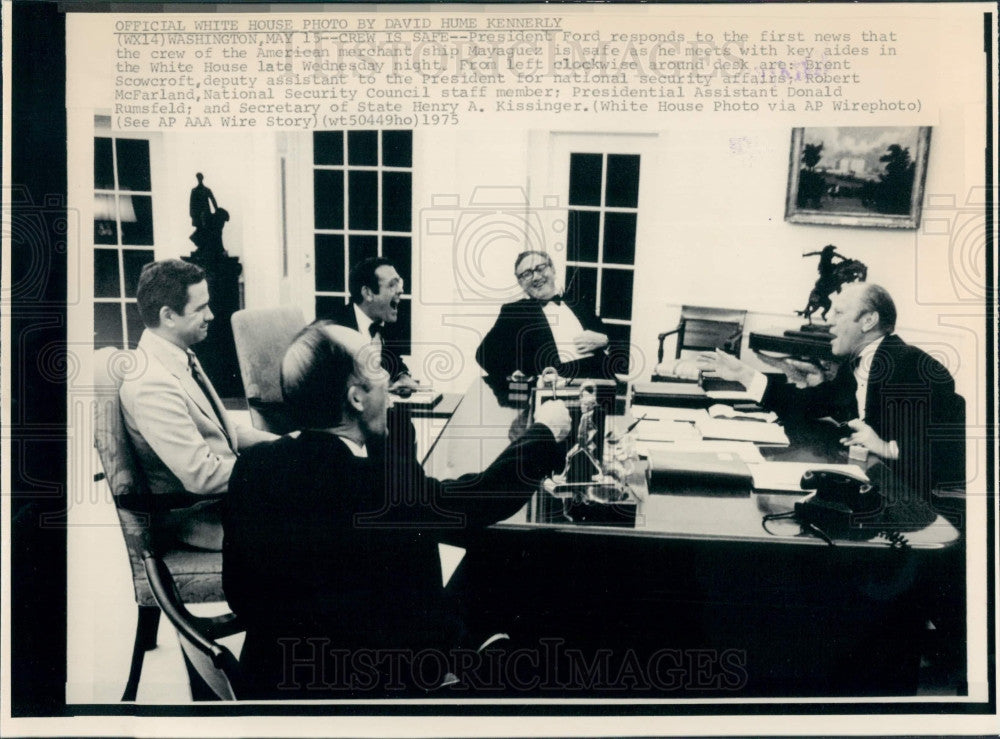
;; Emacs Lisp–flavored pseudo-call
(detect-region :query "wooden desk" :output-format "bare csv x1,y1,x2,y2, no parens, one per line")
425,379,958,549
423,378,963,697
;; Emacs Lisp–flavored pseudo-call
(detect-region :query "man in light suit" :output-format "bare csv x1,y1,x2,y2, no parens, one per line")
475,250,618,380
120,259,275,550
321,256,420,394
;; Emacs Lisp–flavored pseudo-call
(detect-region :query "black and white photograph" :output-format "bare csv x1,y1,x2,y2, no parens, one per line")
3,1,997,737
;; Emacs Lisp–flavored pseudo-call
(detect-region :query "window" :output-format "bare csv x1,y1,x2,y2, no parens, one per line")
312,130,413,352
565,152,640,348
93,135,155,349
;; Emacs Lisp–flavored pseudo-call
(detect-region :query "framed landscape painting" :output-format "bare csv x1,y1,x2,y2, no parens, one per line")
785,126,931,228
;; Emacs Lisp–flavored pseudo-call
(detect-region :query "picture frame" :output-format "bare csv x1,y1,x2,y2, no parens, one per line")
785,126,932,229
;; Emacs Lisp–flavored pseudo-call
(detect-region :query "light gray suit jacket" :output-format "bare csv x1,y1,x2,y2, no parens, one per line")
120,330,273,548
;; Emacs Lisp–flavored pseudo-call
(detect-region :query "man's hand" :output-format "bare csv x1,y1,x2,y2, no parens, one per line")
388,373,420,397
841,418,898,459
574,330,608,356
698,349,756,388
781,358,829,389
534,399,572,442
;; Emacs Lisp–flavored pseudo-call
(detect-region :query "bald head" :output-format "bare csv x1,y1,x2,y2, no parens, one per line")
281,321,388,430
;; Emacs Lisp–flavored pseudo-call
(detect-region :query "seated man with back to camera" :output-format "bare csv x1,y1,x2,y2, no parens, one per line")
475,250,619,381
700,282,965,497
119,259,276,551
222,322,570,698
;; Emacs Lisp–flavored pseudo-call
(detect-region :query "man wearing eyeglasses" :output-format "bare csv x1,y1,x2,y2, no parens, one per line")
475,250,615,380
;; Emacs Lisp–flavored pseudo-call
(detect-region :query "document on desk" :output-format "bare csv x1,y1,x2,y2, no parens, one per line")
638,440,766,464
705,389,758,402
630,404,708,424
749,462,869,492
695,417,790,445
707,404,778,424
634,421,702,442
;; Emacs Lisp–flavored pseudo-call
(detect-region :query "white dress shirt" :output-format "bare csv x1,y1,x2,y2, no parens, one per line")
354,303,383,350
541,295,589,363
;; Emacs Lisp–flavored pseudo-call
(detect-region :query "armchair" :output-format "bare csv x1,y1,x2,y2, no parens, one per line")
93,347,243,700
656,305,748,364
231,307,306,435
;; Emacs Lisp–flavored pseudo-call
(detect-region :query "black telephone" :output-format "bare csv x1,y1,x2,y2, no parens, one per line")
793,469,881,538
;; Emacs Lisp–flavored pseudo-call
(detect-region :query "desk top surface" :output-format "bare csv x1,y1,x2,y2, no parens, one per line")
422,378,960,550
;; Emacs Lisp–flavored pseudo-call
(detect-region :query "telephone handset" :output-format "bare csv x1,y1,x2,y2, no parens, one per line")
793,469,881,538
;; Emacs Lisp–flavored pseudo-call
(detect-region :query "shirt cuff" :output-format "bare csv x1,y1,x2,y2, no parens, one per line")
746,371,768,403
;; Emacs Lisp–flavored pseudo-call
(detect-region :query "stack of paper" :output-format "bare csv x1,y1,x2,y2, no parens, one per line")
695,417,789,445
642,440,767,464
708,404,778,423
630,404,708,424
634,421,702,442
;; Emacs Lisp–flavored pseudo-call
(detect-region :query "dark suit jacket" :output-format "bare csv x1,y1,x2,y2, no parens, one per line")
475,297,618,380
322,301,411,381
222,423,563,698
762,334,965,495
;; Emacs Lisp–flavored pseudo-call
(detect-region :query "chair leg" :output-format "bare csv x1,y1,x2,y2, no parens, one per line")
121,605,161,701
181,650,219,701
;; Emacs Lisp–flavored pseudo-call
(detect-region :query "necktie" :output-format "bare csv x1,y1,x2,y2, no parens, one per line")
188,352,234,450
368,321,382,339
548,294,563,306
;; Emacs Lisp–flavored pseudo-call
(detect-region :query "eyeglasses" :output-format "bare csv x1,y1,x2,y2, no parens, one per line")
516,262,552,282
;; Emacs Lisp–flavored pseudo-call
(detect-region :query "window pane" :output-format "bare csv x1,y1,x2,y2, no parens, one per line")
600,268,633,320
314,169,344,230
94,249,120,298
348,170,378,230
390,297,411,356
94,303,123,350
123,250,154,298
382,130,412,167
314,131,343,165
314,233,345,292
348,130,378,165
606,154,640,208
566,209,599,263
569,153,603,206
315,295,349,322
95,137,114,189
382,172,411,232
382,236,411,290
566,265,598,309
125,302,145,349
603,212,637,265
604,322,632,362
349,234,378,266
120,195,153,245
115,139,151,191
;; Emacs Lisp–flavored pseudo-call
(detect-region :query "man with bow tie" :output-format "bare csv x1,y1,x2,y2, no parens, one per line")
119,260,276,550
701,282,965,497
475,250,615,380
323,256,420,395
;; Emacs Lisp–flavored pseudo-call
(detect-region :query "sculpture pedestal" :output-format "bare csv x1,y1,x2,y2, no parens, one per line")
183,250,244,398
